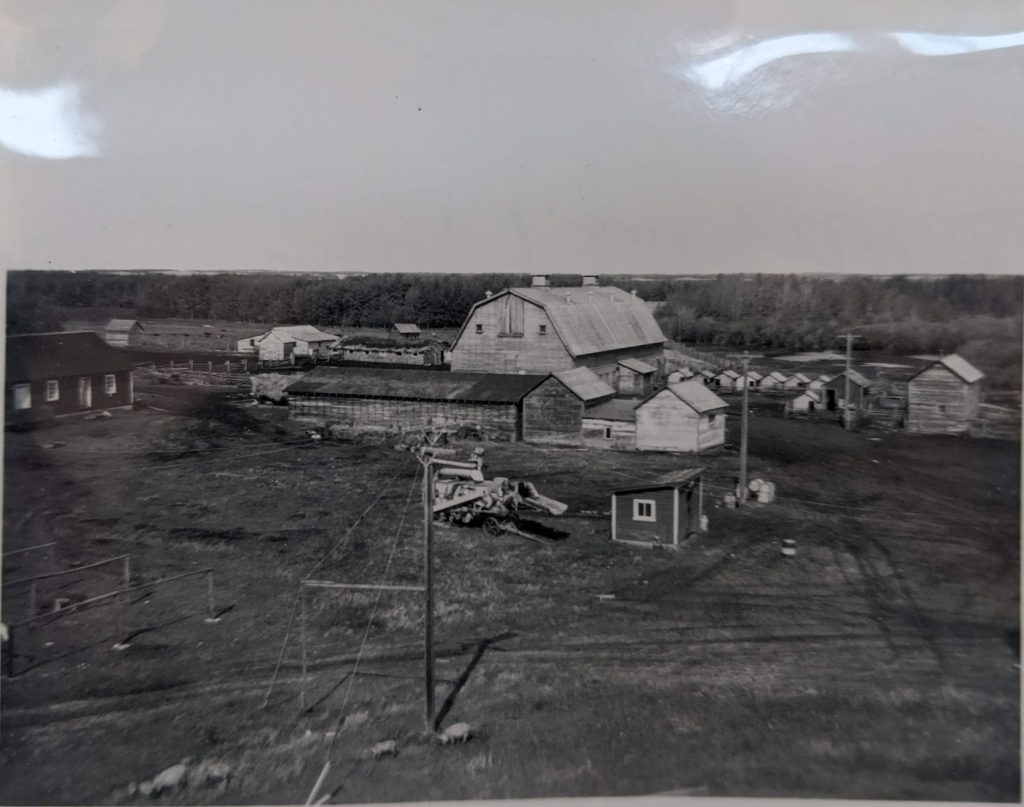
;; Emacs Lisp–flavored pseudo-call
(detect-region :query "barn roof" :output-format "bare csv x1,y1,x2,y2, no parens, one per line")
553,366,615,403
286,366,547,403
617,357,657,374
106,319,143,332
583,398,639,422
7,332,136,382
264,325,337,344
646,380,729,414
393,323,421,335
612,467,704,495
911,354,984,385
455,285,666,357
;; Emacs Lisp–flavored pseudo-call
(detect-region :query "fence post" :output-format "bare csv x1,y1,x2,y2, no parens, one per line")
243,359,247,370
123,555,131,586
208,361,213,372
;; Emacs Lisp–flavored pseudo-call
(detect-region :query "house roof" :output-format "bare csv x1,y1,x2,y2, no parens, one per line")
745,370,764,380
582,398,640,422
106,319,143,332
612,467,704,495
454,285,666,357
698,369,717,378
617,357,657,374
816,374,833,382
263,325,337,344
286,366,547,404
668,368,695,379
6,332,136,381
553,366,616,403
717,369,740,379
646,380,729,414
825,369,871,388
788,372,811,383
910,354,984,385
794,390,822,403
393,323,421,335
766,371,789,382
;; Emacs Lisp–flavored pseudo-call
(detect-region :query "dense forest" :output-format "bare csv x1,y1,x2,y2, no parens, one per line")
7,270,1021,387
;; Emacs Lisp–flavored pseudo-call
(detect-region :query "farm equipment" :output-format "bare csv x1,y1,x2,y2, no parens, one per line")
429,448,568,541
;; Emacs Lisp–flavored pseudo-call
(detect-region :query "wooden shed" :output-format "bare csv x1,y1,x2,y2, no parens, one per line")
907,354,984,435
667,368,695,384
635,381,728,453
610,469,705,549
783,372,811,389
760,370,789,389
393,323,422,339
553,366,616,408
616,357,657,396
713,369,740,390
581,398,639,449
103,319,144,348
788,389,821,413
821,370,871,415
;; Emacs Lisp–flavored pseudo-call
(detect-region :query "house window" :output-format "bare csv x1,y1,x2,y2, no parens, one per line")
604,427,612,439
104,374,117,395
539,324,547,335
475,323,483,334
13,383,32,410
45,380,59,402
633,499,656,522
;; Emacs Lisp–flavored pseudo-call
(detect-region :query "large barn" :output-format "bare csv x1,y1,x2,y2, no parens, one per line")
6,332,136,425
286,366,583,444
907,354,984,435
449,275,667,386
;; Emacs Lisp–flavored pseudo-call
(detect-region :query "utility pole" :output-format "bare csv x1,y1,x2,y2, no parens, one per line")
728,351,763,505
837,333,860,430
421,457,435,733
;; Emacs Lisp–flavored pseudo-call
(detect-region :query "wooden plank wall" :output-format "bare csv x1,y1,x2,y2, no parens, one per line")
451,298,574,373
522,377,583,445
581,417,636,450
614,489,675,544
635,391,699,452
908,365,974,434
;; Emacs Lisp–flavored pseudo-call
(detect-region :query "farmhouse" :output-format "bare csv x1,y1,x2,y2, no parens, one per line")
617,358,657,397
635,380,728,453
907,354,984,435
581,398,639,449
237,325,337,362
449,274,666,385
760,370,788,389
6,332,135,426
286,366,583,444
783,372,811,389
103,319,144,348
393,323,421,339
610,469,705,549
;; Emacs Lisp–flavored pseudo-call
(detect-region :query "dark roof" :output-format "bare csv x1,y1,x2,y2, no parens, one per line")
583,398,640,422
286,366,548,404
6,332,136,382
612,468,704,495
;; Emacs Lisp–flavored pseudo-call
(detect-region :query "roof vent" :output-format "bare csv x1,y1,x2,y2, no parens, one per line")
531,274,550,287
582,275,598,286
484,290,492,297
564,291,572,304
630,289,638,297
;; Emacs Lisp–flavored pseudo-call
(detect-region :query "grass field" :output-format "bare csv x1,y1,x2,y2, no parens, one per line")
0,383,1019,804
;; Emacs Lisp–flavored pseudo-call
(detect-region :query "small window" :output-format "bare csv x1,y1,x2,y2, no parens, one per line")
249,339,255,346
45,380,59,402
604,427,612,439
937,404,946,414
633,499,656,522
708,413,717,425
13,383,32,410
475,323,483,334
104,374,117,395
539,324,547,335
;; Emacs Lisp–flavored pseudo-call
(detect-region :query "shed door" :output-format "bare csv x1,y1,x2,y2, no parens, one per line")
77,377,92,409
825,389,836,411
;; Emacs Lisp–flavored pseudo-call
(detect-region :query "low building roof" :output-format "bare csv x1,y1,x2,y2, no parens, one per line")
745,370,764,380
393,323,421,335
7,332,136,381
717,369,740,379
286,366,547,404
794,390,822,402
910,354,984,385
553,366,616,403
583,398,640,422
106,318,143,332
617,357,657,375
826,369,871,388
612,467,704,495
698,368,717,378
788,372,812,383
765,371,789,382
265,325,337,344
644,380,729,414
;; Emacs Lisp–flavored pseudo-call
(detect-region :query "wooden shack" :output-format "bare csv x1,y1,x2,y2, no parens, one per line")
103,319,144,348
617,358,657,396
581,398,639,449
393,323,422,339
713,369,740,390
821,370,871,415
783,372,811,389
610,469,705,549
553,366,616,407
635,381,728,453
788,389,821,413
760,370,789,389
907,354,984,435
667,368,695,384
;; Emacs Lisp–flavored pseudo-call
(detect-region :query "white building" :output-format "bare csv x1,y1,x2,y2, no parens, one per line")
237,325,338,362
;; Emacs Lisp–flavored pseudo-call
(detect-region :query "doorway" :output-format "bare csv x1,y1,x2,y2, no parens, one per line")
77,376,92,409
825,389,837,412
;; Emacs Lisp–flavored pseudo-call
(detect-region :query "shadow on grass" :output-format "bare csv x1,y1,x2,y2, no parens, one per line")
434,631,518,730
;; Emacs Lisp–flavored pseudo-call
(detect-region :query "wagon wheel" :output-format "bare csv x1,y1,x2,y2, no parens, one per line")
482,517,504,537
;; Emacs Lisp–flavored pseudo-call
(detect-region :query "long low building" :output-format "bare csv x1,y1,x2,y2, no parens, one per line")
286,366,583,444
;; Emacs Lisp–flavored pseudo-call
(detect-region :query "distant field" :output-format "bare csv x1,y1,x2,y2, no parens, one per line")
0,384,1018,803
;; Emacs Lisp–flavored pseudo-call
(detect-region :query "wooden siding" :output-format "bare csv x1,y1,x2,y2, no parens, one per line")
333,345,443,366
6,369,134,425
907,364,978,434
634,390,724,453
581,417,636,450
451,299,574,373
259,334,333,362
522,377,583,445
613,489,676,545
288,395,519,441
578,345,664,387
104,329,143,348
617,365,653,397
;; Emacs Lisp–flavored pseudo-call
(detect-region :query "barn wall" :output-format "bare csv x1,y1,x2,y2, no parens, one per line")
635,391,699,452
289,395,518,441
451,297,574,373
614,489,675,544
6,369,134,425
522,377,582,445
907,365,975,434
581,417,636,450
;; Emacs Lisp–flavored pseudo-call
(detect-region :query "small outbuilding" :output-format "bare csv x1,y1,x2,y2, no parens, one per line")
616,358,657,397
103,319,144,348
581,398,639,449
743,370,763,388
907,354,984,435
788,389,821,414
610,469,705,549
393,323,422,339
760,370,789,389
667,368,695,384
808,374,831,391
783,372,811,389
553,366,616,407
240,325,338,362
713,369,741,390
635,380,728,453
698,369,718,385
821,370,871,415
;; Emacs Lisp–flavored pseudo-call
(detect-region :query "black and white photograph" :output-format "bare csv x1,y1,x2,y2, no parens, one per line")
1,1,1021,804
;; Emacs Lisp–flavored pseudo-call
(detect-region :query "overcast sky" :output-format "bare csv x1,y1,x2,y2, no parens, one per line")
1,1,1022,275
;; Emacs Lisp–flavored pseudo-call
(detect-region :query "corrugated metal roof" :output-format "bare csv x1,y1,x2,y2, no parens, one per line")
617,357,657,374
7,332,136,381
582,398,640,422
286,366,547,403
659,380,729,414
457,286,666,357
393,323,421,334
553,366,616,403
612,467,704,495
266,325,337,344
930,354,984,384
106,319,143,332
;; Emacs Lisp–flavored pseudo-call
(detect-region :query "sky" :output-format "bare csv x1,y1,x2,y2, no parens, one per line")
1,0,1022,275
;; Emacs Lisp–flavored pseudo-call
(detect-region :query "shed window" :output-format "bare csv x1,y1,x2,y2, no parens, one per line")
45,380,60,402
539,324,547,335
936,404,946,414
708,413,717,424
104,374,117,395
475,323,483,334
13,383,32,410
604,427,612,439
633,499,656,522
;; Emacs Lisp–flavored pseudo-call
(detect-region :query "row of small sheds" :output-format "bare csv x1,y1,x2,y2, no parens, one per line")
677,367,833,391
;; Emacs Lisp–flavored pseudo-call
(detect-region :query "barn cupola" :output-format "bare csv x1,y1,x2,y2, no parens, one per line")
582,275,598,286
531,274,550,287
